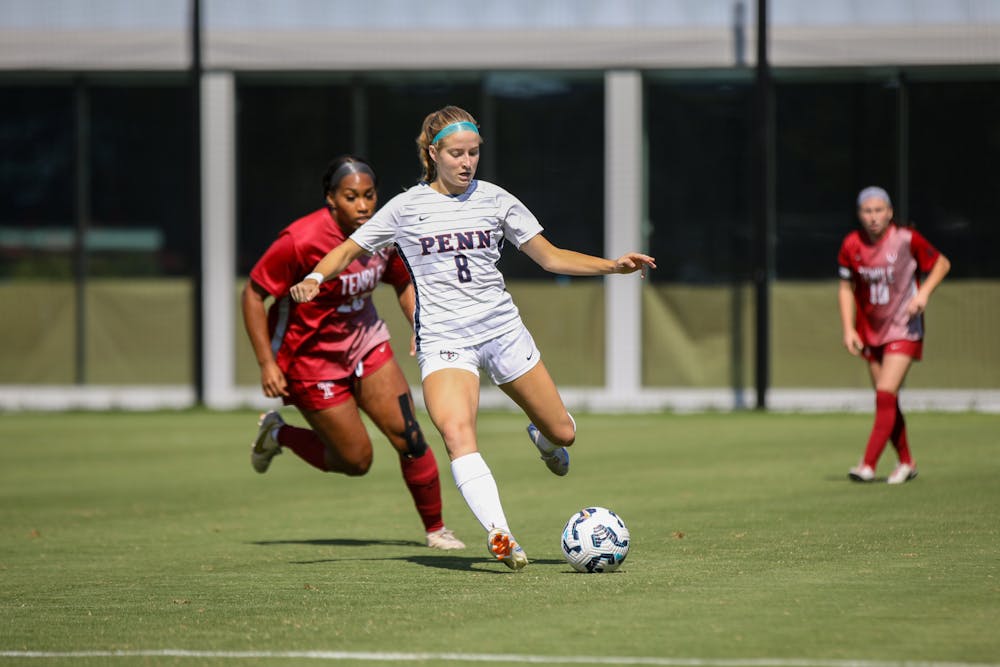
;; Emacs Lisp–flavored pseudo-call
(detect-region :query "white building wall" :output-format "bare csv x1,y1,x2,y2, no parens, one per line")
2,0,998,70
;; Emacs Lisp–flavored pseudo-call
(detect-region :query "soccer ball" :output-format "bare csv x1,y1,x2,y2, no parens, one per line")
560,506,630,573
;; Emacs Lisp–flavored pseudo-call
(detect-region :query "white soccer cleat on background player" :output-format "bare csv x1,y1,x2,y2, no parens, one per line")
526,423,569,476
487,527,528,570
251,410,285,473
426,527,466,550
887,463,917,485
848,463,875,482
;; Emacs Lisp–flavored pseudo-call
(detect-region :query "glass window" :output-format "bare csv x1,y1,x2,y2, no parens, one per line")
489,73,604,279
363,76,480,200
237,81,354,274
908,78,1000,278
0,81,196,279
646,78,753,284
0,84,75,279
774,79,896,278
88,81,195,277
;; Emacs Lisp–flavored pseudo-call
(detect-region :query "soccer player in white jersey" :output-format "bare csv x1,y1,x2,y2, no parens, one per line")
290,105,655,570
838,186,950,484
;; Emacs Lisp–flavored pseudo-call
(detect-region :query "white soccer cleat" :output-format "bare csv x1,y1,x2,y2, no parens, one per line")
887,463,918,485
251,410,285,473
426,527,466,550
487,528,528,570
527,423,569,476
848,463,876,482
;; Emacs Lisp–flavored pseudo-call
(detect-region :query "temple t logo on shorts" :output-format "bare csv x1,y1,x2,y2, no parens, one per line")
439,350,460,362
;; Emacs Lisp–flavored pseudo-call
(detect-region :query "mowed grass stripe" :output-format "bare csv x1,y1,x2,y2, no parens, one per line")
3,650,1000,666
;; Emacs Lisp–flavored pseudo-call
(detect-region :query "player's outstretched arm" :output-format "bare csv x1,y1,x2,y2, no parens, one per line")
289,239,366,303
520,234,656,278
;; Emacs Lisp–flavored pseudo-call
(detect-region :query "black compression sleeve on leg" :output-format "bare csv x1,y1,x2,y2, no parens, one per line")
398,393,428,458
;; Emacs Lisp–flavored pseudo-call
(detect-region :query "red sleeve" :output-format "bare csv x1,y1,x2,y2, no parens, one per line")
248,232,301,297
909,229,940,273
381,249,412,289
837,235,854,279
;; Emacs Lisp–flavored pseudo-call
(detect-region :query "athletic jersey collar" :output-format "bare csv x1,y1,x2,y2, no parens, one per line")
862,222,895,246
423,180,478,202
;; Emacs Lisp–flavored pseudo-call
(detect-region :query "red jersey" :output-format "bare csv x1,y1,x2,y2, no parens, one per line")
249,207,411,381
837,224,940,346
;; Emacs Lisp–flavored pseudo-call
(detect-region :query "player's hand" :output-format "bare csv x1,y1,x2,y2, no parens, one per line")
290,278,321,303
614,252,657,278
906,293,929,318
260,361,289,398
410,332,417,357
843,330,864,356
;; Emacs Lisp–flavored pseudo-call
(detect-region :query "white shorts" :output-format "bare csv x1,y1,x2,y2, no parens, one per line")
417,325,541,385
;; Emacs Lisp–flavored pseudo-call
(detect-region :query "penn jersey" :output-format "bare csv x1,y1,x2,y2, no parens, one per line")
350,180,543,349
249,207,410,381
837,224,940,347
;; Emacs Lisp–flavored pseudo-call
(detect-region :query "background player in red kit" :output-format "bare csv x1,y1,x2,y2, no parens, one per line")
837,186,951,484
241,155,464,550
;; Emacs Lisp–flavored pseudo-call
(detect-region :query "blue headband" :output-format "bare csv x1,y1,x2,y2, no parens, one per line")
432,121,480,145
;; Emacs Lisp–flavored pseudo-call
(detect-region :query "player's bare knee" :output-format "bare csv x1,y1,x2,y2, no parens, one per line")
340,453,373,476
546,413,577,447
434,420,475,452
332,446,373,476
549,425,576,448
434,422,464,445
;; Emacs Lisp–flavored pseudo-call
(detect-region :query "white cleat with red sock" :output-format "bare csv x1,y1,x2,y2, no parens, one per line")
251,410,285,473
426,527,466,550
848,463,875,482
887,463,917,485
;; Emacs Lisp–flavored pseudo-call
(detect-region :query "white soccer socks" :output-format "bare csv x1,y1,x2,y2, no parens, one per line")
450,452,510,533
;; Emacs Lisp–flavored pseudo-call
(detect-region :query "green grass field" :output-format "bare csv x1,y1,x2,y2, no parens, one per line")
1,409,998,667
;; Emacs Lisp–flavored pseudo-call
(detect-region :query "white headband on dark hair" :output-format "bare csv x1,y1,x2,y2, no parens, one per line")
857,186,891,207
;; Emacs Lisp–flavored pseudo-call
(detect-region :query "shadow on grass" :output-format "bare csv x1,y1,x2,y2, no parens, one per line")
823,474,889,483
251,537,420,548
250,538,565,572
290,554,568,572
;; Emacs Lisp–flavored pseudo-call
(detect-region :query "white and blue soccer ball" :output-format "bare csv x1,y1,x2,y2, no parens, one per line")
560,506,630,573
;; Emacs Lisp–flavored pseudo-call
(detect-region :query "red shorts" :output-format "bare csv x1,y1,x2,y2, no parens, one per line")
862,339,923,362
284,342,395,411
